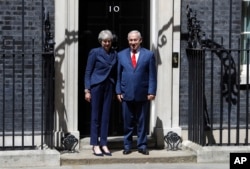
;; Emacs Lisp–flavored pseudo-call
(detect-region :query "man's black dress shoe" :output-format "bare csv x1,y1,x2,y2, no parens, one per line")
138,149,149,155
123,150,132,155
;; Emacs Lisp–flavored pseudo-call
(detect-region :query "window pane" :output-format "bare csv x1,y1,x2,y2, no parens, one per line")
241,1,250,64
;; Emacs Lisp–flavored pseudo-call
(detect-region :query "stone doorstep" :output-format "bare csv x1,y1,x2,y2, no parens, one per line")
182,140,250,163
60,137,197,165
60,149,197,166
0,149,60,168
2,138,250,167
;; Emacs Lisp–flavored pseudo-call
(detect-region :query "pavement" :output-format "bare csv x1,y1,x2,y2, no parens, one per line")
0,136,237,169
0,163,229,169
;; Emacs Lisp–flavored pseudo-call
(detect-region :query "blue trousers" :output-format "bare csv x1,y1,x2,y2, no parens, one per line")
122,101,149,150
90,80,113,146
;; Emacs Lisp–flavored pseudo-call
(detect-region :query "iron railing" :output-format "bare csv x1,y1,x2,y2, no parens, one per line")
0,0,55,150
187,48,250,146
0,47,54,150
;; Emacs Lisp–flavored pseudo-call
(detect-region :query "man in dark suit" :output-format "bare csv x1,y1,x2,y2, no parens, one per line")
116,30,157,155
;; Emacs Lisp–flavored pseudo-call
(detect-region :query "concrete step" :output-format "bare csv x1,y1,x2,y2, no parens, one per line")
60,149,196,165
0,149,60,168
60,137,197,165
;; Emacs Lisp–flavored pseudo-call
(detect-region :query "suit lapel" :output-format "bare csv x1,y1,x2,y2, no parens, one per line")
136,51,143,67
98,48,116,65
133,49,144,70
125,50,134,69
124,49,143,70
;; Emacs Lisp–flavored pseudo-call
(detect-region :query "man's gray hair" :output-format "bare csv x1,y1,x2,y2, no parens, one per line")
127,30,142,39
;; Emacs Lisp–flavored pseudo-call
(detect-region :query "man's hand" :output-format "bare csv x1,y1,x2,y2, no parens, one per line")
147,95,155,100
117,94,123,102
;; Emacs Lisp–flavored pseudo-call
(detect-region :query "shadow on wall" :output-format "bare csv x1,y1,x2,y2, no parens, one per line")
152,117,165,149
153,17,174,66
150,17,176,149
54,29,78,134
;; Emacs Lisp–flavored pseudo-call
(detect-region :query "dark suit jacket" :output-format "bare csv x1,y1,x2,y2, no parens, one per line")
84,47,117,89
116,48,157,101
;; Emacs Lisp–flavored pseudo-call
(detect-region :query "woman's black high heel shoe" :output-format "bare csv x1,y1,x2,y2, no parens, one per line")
92,146,103,156
101,146,112,156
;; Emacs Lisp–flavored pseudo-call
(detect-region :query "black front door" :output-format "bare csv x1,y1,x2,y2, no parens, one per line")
78,0,150,137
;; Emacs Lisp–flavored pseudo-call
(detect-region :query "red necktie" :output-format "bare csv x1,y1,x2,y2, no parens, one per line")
131,52,136,68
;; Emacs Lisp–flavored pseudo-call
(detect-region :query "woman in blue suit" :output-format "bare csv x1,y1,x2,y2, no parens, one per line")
116,30,157,155
84,30,117,156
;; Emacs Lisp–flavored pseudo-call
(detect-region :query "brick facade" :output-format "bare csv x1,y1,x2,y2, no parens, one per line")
180,0,242,126
0,0,54,133
0,0,244,135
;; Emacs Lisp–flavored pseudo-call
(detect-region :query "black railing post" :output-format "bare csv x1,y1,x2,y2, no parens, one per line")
43,9,55,149
186,49,206,145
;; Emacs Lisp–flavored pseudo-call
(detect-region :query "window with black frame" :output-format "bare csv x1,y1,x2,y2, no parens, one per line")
241,0,250,84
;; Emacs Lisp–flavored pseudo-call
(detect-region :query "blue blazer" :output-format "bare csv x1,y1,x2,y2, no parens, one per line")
116,48,157,101
84,47,117,89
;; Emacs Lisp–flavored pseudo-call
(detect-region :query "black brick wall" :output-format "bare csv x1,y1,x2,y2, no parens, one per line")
0,0,54,133
1,0,243,133
0,0,54,51
180,0,242,127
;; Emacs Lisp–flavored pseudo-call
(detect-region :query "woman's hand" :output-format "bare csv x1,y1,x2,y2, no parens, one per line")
85,92,91,102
